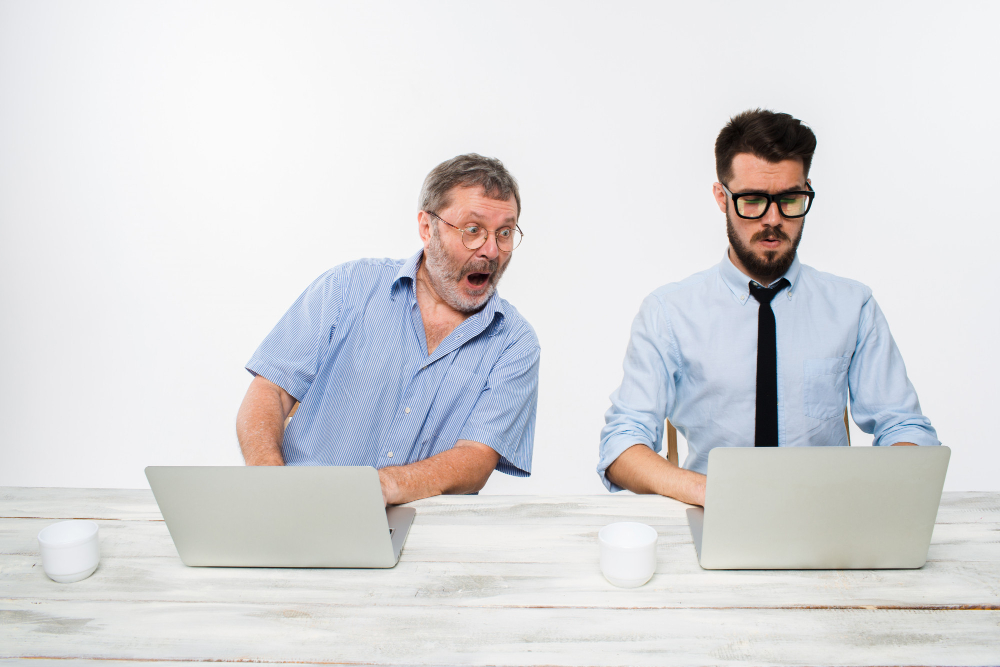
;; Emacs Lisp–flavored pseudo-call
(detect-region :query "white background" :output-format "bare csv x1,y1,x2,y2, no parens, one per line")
1,1,997,493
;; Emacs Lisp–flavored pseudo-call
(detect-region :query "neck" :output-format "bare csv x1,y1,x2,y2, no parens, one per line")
414,257,472,356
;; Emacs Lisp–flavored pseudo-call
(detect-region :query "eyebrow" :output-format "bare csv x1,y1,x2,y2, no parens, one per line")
463,211,517,225
732,186,808,195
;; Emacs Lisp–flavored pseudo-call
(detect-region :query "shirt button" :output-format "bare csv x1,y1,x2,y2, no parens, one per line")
404,407,410,414
387,451,393,458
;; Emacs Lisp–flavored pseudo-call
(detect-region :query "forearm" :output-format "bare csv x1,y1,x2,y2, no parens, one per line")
379,440,500,505
606,444,706,506
236,376,296,466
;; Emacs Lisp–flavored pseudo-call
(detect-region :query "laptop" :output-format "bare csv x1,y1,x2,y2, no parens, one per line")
145,466,415,568
686,446,951,569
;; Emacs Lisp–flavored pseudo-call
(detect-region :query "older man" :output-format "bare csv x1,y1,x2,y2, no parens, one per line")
599,109,939,506
237,154,539,505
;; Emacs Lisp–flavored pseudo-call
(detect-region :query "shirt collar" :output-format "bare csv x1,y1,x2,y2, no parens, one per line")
390,248,425,296
719,248,801,306
390,247,507,331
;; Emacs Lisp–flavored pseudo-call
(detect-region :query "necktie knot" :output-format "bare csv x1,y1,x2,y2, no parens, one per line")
749,278,790,306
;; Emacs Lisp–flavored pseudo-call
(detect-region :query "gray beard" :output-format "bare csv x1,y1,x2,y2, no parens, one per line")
423,227,510,314
726,211,802,284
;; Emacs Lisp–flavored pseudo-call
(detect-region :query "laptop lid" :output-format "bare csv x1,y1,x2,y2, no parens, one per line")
145,466,415,568
689,446,950,569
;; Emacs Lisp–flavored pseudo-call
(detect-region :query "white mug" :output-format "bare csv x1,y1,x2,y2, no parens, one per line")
37,520,101,583
598,522,658,588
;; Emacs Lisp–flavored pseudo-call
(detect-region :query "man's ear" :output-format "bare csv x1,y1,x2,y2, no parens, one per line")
418,211,433,245
712,182,728,214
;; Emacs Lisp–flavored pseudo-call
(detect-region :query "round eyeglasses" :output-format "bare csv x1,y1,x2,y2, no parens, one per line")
426,211,523,252
721,183,815,220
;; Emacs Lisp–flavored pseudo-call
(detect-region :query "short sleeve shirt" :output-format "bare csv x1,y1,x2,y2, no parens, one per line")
247,250,541,476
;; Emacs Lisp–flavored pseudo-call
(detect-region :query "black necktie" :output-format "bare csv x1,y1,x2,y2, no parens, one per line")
749,278,790,447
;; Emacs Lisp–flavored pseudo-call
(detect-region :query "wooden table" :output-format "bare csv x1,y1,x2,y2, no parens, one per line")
2,488,999,666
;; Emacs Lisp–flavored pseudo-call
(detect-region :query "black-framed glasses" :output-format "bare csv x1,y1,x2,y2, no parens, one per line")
721,183,815,220
426,211,523,252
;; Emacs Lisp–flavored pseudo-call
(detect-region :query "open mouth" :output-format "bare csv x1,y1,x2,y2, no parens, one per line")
466,272,490,287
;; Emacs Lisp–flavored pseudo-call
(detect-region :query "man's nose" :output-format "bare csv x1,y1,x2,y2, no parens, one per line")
761,200,784,226
478,232,501,259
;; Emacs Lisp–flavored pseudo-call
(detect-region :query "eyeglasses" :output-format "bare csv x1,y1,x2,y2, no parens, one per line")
426,211,523,252
721,182,815,220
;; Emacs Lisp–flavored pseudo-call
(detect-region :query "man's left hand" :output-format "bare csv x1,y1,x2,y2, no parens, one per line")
377,440,501,505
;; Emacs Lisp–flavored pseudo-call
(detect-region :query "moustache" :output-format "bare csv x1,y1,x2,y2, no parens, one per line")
751,227,790,243
458,258,499,281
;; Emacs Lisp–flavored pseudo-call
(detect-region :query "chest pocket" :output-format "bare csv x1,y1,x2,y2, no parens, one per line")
803,356,850,420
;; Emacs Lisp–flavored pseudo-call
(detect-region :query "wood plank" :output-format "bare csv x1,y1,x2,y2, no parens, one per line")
0,488,161,521
3,488,996,525
3,553,1000,610
4,515,998,563
2,599,999,666
0,664,432,667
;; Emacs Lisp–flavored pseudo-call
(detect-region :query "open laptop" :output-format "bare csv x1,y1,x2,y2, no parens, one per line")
686,446,950,569
145,466,415,568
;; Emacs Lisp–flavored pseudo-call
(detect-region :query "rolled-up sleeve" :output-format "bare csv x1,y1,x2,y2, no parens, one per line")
245,269,343,401
599,294,679,491
459,326,541,477
849,295,940,447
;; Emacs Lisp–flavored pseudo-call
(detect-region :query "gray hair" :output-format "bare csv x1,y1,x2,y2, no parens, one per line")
419,153,521,219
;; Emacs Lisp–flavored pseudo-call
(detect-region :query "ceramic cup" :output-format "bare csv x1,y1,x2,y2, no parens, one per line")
37,520,101,583
598,521,658,588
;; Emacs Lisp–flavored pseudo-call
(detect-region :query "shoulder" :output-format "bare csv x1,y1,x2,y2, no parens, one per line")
294,258,406,317
797,263,873,302
645,264,719,310
493,296,540,352
319,256,406,296
331,256,405,282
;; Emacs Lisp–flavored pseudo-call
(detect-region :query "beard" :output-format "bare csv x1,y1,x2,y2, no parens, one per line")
726,211,803,284
422,226,511,314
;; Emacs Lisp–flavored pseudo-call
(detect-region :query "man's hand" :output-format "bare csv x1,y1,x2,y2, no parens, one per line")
236,376,297,466
606,444,707,506
378,440,501,505
379,472,399,507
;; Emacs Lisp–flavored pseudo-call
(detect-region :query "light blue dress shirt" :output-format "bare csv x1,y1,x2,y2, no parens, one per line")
247,249,540,476
599,251,939,490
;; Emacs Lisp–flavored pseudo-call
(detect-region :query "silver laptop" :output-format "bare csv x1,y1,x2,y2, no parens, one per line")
686,446,950,569
145,466,415,568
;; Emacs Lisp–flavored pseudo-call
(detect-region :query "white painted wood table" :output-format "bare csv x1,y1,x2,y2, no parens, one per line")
2,488,999,666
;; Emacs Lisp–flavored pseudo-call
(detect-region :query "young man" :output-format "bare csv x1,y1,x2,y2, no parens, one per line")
238,154,540,505
598,110,939,505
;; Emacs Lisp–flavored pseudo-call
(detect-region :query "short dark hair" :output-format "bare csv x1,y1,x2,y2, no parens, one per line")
419,153,521,218
715,109,817,184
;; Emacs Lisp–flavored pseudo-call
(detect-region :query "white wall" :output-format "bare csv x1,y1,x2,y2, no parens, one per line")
1,1,997,493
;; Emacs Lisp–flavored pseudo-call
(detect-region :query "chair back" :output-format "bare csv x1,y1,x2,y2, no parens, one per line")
284,402,299,430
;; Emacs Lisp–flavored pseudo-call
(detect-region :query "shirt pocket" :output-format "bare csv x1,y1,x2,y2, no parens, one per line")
802,356,850,420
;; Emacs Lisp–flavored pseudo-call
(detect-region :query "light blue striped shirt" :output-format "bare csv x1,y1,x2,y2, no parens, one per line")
599,251,939,490
247,250,540,476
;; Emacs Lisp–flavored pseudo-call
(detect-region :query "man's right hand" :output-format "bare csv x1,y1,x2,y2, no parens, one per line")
236,375,296,466
605,444,706,506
